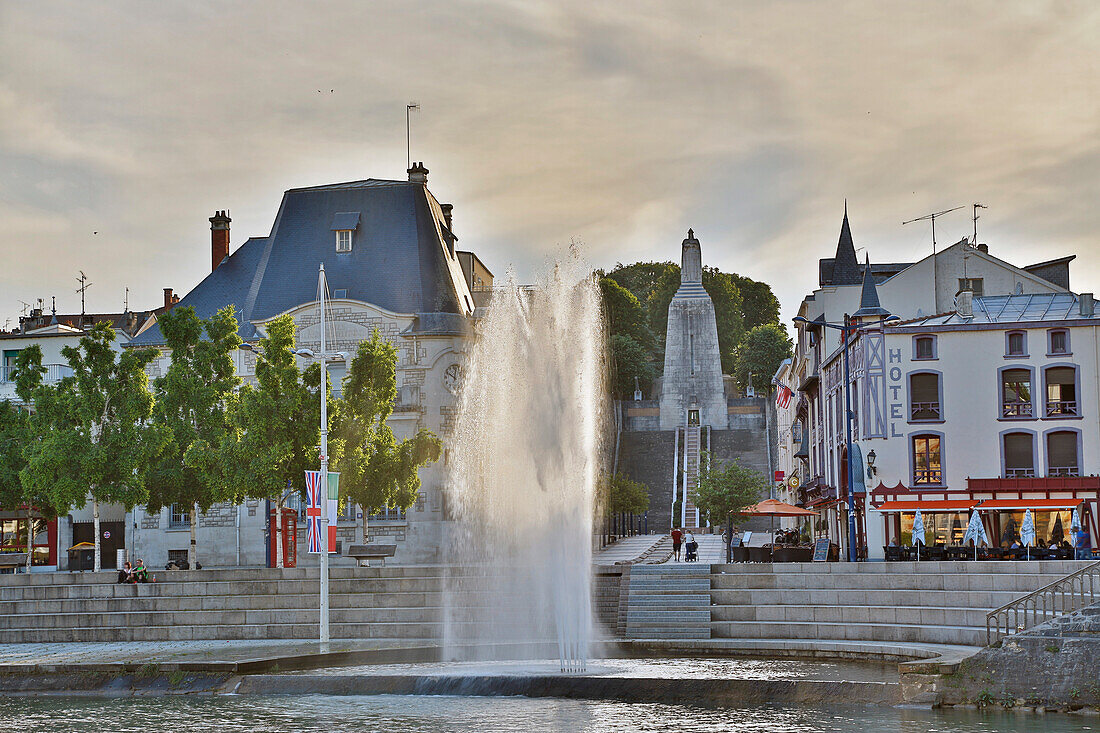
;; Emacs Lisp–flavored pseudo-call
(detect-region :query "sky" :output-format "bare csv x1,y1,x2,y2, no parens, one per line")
2,1,1099,328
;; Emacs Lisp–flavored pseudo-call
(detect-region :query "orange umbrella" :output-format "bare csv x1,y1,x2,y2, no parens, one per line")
738,499,818,517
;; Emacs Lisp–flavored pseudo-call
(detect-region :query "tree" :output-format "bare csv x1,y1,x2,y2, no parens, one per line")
606,472,650,515
608,334,657,399
334,328,441,540
600,277,659,398
731,274,781,331
145,305,242,570
693,451,769,527
732,323,794,394
226,314,330,568
19,323,166,571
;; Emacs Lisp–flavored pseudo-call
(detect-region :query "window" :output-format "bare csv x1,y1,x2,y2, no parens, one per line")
913,336,936,360
1048,329,1069,355
367,505,406,522
688,409,700,425
909,373,941,421
1045,367,1078,417
1001,369,1033,418
333,288,348,299
958,278,984,296
1003,432,1035,477
336,230,352,252
1,349,19,383
912,434,942,485
169,504,190,528
1046,431,1079,477
1006,331,1027,357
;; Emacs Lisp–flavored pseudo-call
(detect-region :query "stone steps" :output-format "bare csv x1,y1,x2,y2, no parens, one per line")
623,564,712,640
710,620,986,647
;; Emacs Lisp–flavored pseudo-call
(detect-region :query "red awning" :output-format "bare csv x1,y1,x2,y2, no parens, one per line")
873,500,977,513
977,499,1083,511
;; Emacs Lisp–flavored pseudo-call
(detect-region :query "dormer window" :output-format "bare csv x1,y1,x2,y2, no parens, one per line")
330,212,360,253
1006,331,1027,357
336,230,352,252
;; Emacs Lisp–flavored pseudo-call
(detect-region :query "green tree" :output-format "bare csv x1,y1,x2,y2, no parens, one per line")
599,277,655,351
730,274,781,331
606,472,650,514
19,323,166,571
334,328,441,540
732,323,794,394
599,276,659,398
608,334,657,399
226,314,332,568
145,305,242,569
693,451,769,527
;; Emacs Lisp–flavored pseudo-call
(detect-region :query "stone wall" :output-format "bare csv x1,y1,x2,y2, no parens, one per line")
617,431,676,531
935,602,1100,711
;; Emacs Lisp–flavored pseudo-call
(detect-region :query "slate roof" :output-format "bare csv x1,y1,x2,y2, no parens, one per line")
130,179,474,346
820,207,861,286
852,257,891,318
893,293,1095,327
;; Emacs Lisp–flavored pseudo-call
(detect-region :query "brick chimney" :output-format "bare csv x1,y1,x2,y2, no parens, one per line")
407,162,429,184
210,210,231,272
163,288,179,311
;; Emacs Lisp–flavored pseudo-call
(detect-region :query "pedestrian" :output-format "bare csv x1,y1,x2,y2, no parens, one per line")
116,561,135,584
671,527,683,562
1076,526,1092,560
133,558,150,583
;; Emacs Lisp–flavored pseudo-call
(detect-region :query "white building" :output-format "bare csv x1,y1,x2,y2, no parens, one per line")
788,205,1085,559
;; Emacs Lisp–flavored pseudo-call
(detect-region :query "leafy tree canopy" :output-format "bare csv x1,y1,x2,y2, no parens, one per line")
693,451,769,527
732,323,794,394
605,472,650,515
334,328,441,514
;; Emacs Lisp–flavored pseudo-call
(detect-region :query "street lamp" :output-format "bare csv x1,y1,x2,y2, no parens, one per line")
793,312,899,562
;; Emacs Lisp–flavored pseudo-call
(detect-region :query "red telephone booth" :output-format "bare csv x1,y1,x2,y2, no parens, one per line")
268,508,297,568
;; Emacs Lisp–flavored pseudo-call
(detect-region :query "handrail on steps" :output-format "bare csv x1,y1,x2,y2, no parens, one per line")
986,560,1100,645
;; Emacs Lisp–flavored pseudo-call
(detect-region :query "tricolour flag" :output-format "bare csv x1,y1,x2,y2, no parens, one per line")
776,384,793,409
305,470,341,554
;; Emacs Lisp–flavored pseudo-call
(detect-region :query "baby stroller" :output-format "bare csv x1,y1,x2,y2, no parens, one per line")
685,539,699,562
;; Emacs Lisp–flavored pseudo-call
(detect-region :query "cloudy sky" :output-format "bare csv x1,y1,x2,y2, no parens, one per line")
2,1,1098,327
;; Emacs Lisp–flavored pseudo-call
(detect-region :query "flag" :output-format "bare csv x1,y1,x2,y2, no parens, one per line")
326,471,340,553
776,384,793,409
305,470,324,554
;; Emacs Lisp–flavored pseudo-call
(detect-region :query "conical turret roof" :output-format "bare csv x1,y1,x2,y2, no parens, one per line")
852,255,891,318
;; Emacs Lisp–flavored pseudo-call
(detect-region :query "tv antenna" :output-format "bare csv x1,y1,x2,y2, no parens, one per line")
972,203,988,245
406,101,420,169
902,206,965,255
75,271,92,316
18,300,31,317
123,287,129,312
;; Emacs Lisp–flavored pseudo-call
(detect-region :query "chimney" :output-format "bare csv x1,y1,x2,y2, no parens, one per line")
1080,292,1095,317
955,289,973,318
977,243,988,253
163,288,175,311
210,209,231,272
407,161,429,184
441,203,453,232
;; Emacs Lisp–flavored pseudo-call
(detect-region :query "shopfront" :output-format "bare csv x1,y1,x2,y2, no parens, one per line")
976,499,1081,548
875,500,977,548
0,512,58,568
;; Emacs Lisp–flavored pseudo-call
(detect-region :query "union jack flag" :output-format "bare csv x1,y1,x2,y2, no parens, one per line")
305,470,324,554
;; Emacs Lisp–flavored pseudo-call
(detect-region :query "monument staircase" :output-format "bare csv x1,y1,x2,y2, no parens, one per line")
680,425,702,529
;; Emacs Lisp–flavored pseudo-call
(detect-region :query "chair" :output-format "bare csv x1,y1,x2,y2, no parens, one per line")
884,546,903,562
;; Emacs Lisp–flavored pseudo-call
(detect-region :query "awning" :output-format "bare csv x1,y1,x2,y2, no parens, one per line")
873,500,977,513
977,499,1083,511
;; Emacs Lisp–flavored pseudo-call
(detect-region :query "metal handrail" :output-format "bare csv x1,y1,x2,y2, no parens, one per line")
986,560,1100,645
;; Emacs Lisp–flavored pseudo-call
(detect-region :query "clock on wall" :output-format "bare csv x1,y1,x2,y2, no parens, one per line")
443,363,463,394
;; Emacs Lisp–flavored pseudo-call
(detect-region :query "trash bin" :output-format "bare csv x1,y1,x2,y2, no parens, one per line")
67,542,95,571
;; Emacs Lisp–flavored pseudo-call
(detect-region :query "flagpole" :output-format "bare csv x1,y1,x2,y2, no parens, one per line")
319,263,330,645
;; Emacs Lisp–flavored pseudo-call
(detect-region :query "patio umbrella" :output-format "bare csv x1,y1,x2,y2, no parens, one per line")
1020,509,1036,561
912,508,926,561
1051,514,1065,545
962,509,990,560
1072,508,1082,554
738,499,818,560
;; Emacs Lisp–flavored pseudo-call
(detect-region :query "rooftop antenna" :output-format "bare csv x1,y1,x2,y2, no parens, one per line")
124,287,129,312
902,205,965,255
75,271,93,317
406,101,420,169
18,300,31,317
972,203,988,245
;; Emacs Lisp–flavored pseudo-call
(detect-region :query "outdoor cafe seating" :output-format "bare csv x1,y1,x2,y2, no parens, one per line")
884,544,1077,561
728,499,819,563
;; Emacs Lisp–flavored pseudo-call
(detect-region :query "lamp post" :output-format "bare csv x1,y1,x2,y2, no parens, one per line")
242,264,348,644
794,313,899,562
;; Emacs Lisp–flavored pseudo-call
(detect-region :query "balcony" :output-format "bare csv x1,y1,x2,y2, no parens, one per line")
1002,401,1033,419
910,402,942,421
913,468,943,485
1048,465,1081,478
0,364,74,384
969,476,1100,492
1005,467,1037,478
1046,400,1079,417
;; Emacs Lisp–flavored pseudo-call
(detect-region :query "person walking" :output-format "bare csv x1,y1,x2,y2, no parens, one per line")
671,527,683,562
1076,526,1092,560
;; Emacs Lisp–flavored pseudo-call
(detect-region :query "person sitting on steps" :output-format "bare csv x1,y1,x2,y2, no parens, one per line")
116,561,135,584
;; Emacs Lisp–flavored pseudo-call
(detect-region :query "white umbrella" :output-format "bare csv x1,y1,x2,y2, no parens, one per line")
1072,508,1082,555
1020,509,1036,561
962,510,990,560
912,509,926,561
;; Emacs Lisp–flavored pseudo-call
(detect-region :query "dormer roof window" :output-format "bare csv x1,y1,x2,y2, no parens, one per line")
331,212,360,253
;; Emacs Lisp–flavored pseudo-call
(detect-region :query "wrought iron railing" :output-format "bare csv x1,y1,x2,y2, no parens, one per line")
913,468,943,484
910,402,942,420
1048,466,1081,477
1005,468,1037,478
987,560,1100,645
0,363,74,384
1002,401,1034,418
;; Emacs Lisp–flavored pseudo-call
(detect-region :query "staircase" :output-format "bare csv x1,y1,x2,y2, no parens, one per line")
622,564,711,640
681,425,701,529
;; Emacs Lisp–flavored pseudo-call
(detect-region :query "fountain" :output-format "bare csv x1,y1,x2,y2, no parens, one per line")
443,251,605,672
